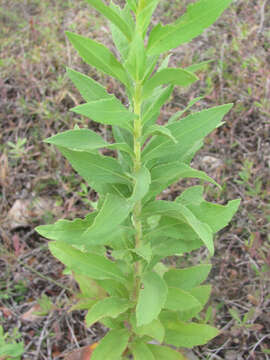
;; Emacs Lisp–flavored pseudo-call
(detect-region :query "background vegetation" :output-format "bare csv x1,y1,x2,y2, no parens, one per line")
0,0,269,358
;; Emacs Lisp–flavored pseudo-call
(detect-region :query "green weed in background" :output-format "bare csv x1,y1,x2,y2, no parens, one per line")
36,0,240,358
0,326,24,360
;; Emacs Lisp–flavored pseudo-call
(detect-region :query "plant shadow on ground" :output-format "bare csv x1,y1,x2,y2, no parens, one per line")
0,0,270,359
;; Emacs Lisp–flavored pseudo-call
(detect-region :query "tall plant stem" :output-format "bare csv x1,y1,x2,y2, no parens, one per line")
133,81,142,300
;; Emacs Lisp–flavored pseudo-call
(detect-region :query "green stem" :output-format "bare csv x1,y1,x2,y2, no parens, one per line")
133,81,142,301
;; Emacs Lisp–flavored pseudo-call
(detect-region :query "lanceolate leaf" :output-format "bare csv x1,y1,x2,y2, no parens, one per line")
45,129,107,150
85,0,133,40
57,146,131,187
136,271,168,326
142,104,233,164
91,329,130,360
137,0,160,37
126,0,137,13
85,297,132,327
71,98,134,132
82,194,133,244
164,264,212,290
143,68,198,99
147,0,233,55
67,68,109,102
163,320,219,348
66,32,130,86
49,242,126,283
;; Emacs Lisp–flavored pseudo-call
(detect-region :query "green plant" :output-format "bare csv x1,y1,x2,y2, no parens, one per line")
0,326,24,360
7,138,27,159
36,0,240,358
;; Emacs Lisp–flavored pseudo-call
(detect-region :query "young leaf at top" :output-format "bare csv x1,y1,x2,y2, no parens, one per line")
137,0,160,37
136,271,168,326
110,2,135,60
85,0,133,40
66,32,130,86
147,0,233,55
124,32,146,80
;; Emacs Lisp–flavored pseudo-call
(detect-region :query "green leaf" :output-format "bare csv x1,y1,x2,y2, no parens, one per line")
145,161,220,202
148,344,186,360
57,146,131,188
142,85,173,127
125,32,146,80
164,264,212,290
0,342,24,357
35,213,96,243
178,195,241,233
66,68,109,102
66,31,129,86
126,0,137,13
129,166,151,203
142,104,233,164
142,201,214,254
163,320,219,348
85,297,132,326
49,242,126,283
131,340,155,360
85,0,132,40
168,96,203,124
143,125,178,144
165,287,202,312
45,129,107,150
179,285,212,321
131,316,165,343
147,0,233,55
110,3,134,60
97,279,129,299
71,98,134,132
91,329,130,360
82,194,133,244
143,68,198,99
74,273,106,299
136,271,168,326
151,238,203,258
132,243,152,263
137,0,160,37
